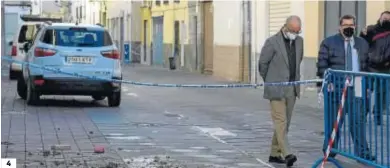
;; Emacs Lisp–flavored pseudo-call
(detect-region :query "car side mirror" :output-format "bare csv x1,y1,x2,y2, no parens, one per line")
23,43,31,53
8,41,13,46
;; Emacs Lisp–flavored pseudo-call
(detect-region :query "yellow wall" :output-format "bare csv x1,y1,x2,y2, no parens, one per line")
366,1,390,25
303,1,324,58
141,7,152,46
303,0,389,58
150,0,189,44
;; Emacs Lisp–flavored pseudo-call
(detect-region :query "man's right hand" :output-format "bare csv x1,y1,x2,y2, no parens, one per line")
361,27,368,36
327,83,334,92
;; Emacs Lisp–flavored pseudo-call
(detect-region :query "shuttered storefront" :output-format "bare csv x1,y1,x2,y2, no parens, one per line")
268,1,291,36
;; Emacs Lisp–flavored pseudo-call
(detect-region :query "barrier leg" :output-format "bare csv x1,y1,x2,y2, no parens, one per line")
312,157,343,168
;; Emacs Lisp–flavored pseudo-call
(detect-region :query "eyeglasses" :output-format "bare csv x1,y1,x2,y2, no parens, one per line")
341,24,355,27
286,27,301,34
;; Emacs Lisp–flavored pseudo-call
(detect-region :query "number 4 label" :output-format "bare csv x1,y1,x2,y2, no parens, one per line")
1,158,16,168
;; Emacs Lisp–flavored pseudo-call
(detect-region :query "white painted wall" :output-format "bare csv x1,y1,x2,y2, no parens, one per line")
30,0,40,15
213,1,241,46
290,1,305,38
106,1,141,42
251,0,269,84
70,0,100,24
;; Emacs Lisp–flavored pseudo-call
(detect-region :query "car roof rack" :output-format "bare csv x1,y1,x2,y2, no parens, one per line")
44,21,52,25
20,15,62,22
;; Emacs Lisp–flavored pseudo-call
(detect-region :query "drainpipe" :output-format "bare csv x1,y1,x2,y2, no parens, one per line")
248,1,254,84
241,1,245,82
1,0,5,57
252,0,258,84
128,2,132,64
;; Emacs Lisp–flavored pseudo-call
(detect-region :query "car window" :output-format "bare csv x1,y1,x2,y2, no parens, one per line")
41,29,55,45
41,28,113,47
18,25,37,43
31,24,43,46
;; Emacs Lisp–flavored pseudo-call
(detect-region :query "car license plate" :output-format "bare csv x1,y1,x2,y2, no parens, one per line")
67,56,93,64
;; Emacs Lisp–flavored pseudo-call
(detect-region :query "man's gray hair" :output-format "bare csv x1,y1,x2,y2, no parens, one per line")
285,15,301,26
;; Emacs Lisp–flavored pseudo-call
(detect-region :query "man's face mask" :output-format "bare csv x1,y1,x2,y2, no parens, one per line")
381,19,390,28
342,27,355,38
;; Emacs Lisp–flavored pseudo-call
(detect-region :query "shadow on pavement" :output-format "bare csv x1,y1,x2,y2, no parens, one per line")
16,97,110,108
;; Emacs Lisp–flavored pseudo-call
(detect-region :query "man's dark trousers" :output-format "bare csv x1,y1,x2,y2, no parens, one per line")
322,84,370,157
372,69,390,125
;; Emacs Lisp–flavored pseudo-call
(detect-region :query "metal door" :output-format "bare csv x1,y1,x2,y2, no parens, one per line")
324,1,366,38
152,16,164,65
4,13,18,56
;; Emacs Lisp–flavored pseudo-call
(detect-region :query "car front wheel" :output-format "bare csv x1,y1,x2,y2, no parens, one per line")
26,79,40,105
107,91,121,107
9,68,18,80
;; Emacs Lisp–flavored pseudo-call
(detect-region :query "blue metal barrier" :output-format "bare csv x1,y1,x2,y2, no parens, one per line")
313,69,390,168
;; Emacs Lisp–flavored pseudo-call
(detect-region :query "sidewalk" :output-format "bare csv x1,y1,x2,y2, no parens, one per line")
1,62,370,168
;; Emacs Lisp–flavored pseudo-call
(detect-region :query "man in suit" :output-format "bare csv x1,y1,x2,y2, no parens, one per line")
258,15,303,167
316,14,376,161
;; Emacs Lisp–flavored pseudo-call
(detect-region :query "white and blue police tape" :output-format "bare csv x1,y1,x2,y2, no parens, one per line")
2,57,324,88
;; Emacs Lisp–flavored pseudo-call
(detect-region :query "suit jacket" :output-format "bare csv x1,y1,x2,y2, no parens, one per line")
316,34,369,87
258,32,304,100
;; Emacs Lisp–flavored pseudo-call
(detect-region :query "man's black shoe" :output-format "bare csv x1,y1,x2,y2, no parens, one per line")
268,156,286,163
285,154,297,167
322,151,337,158
361,154,376,161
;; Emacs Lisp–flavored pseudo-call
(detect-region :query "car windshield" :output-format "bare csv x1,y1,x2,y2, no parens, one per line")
54,29,110,47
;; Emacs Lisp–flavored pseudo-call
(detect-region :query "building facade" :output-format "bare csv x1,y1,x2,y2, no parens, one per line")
141,0,389,83
70,0,100,24
141,0,193,69
106,0,142,63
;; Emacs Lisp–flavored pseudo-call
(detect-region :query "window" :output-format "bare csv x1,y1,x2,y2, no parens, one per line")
155,0,161,6
31,24,43,45
41,29,54,45
80,6,83,18
41,28,113,47
174,0,179,3
163,0,168,5
76,7,79,19
18,25,38,43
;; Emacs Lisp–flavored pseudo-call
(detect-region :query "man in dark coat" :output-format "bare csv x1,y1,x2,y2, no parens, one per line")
316,14,376,161
360,11,390,125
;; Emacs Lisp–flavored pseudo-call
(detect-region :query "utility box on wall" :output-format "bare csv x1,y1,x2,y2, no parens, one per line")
124,43,130,64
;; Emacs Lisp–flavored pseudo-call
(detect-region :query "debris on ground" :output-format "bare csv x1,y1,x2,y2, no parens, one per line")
51,144,71,151
1,141,14,145
42,150,50,157
124,155,188,168
94,145,105,153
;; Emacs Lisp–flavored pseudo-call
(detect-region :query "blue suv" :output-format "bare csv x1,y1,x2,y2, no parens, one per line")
17,22,122,107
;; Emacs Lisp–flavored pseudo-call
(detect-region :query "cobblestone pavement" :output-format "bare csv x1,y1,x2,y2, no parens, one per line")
1,62,370,168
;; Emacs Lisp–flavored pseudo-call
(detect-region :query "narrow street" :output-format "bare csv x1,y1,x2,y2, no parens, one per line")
1,63,366,168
